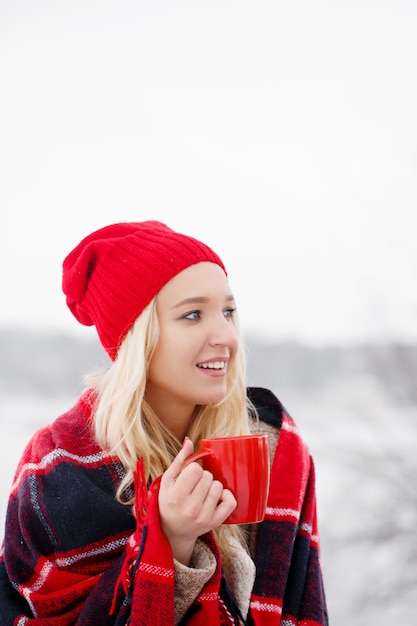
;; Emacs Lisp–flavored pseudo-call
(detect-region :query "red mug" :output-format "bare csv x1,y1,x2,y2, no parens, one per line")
185,434,270,524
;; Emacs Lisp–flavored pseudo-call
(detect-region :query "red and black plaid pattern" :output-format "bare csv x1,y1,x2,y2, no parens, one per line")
0,387,328,625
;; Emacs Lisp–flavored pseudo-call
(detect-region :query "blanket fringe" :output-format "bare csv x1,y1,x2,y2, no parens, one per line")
109,459,150,617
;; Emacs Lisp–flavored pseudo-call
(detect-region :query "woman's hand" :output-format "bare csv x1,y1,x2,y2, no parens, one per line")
158,438,237,565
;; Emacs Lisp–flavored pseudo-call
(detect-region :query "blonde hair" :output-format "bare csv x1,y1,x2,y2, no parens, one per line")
86,297,256,554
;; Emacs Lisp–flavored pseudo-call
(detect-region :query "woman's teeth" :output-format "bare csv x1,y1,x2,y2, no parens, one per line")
197,361,225,369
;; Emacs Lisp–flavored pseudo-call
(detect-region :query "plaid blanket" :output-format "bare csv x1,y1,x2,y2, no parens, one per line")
0,387,328,625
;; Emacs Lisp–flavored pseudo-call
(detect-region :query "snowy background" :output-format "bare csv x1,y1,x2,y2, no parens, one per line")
1,329,416,625
1,0,417,623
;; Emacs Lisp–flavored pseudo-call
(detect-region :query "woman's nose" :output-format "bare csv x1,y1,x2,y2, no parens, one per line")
207,315,238,347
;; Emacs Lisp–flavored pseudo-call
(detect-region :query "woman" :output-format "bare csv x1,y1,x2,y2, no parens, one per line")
0,221,328,625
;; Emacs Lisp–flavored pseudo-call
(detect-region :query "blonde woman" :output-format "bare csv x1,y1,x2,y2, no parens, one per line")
0,222,328,625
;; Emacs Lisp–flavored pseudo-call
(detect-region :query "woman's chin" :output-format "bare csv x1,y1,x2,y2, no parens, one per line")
199,388,228,407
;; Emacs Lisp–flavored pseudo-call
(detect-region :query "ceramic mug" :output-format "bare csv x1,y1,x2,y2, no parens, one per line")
185,434,270,524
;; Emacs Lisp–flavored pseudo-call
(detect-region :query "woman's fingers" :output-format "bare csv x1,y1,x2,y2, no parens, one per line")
192,478,237,527
158,437,238,557
162,437,195,485
211,487,237,525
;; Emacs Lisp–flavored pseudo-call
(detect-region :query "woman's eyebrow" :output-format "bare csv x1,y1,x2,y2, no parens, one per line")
171,294,235,310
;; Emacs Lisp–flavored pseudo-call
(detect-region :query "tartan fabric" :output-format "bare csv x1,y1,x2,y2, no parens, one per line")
0,387,328,625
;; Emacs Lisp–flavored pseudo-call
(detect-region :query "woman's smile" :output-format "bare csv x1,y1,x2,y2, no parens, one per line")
196,358,229,377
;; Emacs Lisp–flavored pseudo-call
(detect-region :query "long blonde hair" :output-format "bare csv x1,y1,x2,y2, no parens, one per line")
86,297,256,552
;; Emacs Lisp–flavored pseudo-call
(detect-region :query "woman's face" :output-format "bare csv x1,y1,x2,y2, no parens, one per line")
145,262,239,432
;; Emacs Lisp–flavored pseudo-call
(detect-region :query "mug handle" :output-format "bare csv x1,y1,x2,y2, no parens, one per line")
183,449,211,468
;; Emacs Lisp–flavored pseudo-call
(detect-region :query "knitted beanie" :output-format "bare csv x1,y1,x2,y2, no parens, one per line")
62,221,226,360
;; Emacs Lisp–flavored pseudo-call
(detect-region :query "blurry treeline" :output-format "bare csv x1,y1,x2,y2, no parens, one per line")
2,327,416,401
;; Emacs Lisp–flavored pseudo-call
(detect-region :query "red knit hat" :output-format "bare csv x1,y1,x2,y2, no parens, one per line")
62,221,226,360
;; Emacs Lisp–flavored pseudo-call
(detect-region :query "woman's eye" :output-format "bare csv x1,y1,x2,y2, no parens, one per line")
223,307,236,319
183,310,200,321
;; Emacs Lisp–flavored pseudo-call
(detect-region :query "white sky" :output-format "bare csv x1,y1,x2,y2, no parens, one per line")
1,0,417,346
